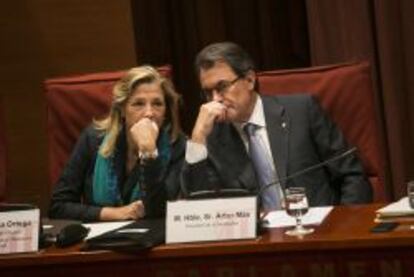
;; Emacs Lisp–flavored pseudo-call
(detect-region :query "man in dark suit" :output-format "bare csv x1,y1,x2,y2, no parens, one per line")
182,42,372,210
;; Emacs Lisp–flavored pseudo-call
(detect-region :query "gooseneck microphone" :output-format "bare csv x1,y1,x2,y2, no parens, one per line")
258,147,358,198
186,147,357,200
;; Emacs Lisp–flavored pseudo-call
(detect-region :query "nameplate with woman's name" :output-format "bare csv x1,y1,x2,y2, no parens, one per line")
166,197,257,244
0,204,40,254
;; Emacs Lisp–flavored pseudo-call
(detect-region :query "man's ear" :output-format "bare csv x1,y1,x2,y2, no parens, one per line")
245,70,256,90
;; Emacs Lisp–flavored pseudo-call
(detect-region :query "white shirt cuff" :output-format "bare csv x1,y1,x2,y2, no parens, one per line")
185,141,208,164
139,149,158,160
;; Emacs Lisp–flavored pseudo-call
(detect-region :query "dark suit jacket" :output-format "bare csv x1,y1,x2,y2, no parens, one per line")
182,94,372,206
49,126,186,222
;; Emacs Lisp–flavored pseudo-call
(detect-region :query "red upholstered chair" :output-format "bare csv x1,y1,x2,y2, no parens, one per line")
257,61,387,202
44,66,172,189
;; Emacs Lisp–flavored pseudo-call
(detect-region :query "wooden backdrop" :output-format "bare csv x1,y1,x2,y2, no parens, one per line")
0,0,137,210
0,0,309,211
8,0,413,210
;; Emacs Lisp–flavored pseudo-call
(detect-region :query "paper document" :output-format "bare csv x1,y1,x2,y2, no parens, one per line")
83,221,133,240
262,206,333,228
376,197,414,217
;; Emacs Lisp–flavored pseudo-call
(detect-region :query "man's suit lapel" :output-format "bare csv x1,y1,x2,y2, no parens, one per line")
208,123,258,191
262,96,290,189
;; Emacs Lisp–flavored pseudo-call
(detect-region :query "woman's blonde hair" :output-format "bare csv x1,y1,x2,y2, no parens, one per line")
94,65,182,157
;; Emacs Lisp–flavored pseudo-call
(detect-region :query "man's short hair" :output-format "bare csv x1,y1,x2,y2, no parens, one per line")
195,42,255,77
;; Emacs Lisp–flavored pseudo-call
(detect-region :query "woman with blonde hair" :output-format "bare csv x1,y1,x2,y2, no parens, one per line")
49,66,185,221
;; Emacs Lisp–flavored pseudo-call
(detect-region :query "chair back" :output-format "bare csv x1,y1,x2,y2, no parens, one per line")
257,61,387,202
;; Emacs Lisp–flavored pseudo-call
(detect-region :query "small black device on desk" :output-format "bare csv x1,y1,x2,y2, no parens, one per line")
55,224,90,247
370,222,399,233
41,219,89,248
83,218,164,253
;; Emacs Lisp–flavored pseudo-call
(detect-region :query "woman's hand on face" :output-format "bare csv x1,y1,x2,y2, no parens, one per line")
99,200,145,221
130,118,159,157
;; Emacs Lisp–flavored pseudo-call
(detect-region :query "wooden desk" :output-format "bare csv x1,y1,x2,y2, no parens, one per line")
1,204,414,276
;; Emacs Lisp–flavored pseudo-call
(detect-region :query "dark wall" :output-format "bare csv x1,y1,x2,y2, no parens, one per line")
304,0,414,199
0,0,308,211
131,0,309,132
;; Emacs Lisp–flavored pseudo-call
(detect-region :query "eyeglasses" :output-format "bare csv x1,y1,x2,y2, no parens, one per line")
201,76,242,100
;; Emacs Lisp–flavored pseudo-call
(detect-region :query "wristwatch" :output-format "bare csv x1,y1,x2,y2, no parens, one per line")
138,149,158,161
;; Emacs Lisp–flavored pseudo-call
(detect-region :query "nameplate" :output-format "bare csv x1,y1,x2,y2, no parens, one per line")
166,196,257,244
0,204,40,254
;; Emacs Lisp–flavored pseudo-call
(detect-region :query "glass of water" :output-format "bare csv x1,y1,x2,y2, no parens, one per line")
284,187,314,236
407,181,414,209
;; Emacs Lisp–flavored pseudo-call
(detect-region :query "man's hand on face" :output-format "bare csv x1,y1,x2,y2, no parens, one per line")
191,101,226,145
130,118,159,158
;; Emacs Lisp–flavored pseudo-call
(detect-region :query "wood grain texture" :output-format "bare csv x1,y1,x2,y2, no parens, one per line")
2,204,414,277
0,0,136,210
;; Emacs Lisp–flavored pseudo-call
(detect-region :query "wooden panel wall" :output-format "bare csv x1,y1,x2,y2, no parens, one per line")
0,0,309,213
0,0,136,210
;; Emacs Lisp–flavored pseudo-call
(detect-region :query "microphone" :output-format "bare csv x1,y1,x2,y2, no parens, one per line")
41,223,90,248
186,147,357,200
258,147,358,197
55,224,90,247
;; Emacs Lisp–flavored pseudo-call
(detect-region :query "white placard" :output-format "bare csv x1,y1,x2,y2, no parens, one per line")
166,197,257,244
0,208,40,254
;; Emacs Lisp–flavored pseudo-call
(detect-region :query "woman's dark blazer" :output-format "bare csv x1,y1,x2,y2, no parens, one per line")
49,126,185,222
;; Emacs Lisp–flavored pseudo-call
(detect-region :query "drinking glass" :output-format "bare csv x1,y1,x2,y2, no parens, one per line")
407,181,414,209
284,187,314,236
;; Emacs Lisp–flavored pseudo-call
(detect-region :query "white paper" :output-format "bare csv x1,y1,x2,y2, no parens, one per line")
83,221,133,240
262,206,333,228
376,197,414,217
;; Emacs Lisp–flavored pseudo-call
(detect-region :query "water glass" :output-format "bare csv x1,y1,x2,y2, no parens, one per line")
284,187,314,236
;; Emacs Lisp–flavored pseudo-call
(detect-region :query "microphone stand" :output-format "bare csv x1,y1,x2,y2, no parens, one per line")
181,147,358,236
257,147,357,228
259,147,357,198
186,147,357,200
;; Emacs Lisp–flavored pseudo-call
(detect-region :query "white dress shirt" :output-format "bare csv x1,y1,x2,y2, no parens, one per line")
185,95,283,206
186,95,275,172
